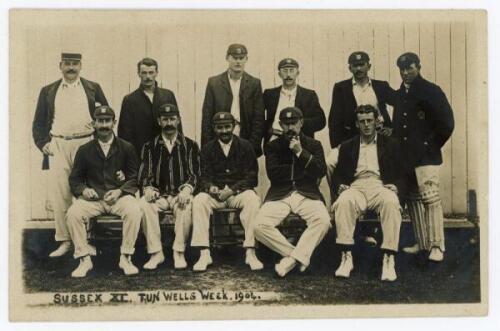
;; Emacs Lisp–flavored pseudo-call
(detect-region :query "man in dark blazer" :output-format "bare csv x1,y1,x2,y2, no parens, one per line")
330,105,403,281
200,44,265,157
254,107,331,277
118,57,180,157
263,58,326,148
392,52,454,262
66,106,142,278
328,51,396,149
191,112,263,272
32,52,109,258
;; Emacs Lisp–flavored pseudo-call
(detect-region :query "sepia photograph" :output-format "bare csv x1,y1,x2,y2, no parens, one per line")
8,8,488,323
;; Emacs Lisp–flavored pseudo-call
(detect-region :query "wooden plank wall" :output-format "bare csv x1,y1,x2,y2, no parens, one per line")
19,12,480,220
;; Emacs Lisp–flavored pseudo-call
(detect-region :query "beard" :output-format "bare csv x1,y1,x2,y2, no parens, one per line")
218,132,232,143
283,130,298,141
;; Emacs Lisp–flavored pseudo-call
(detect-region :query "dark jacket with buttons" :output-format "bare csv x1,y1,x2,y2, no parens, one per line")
328,78,396,148
392,75,454,170
264,133,326,202
199,135,258,194
118,84,180,157
201,71,265,157
69,136,139,199
263,85,326,145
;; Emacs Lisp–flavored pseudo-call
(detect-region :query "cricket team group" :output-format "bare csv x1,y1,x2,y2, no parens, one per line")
32,43,454,282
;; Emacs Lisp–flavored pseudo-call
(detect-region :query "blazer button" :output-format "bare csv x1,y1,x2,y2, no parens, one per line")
403,137,407,141
403,125,407,128
424,141,428,145
226,169,230,173
403,113,407,116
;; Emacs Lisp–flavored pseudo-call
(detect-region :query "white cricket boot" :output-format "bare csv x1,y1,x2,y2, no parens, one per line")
71,255,93,278
381,253,397,282
335,251,353,278
193,250,212,272
403,243,421,254
275,256,297,277
49,241,72,258
428,247,444,262
245,248,264,271
119,254,139,275
143,251,165,270
173,251,188,270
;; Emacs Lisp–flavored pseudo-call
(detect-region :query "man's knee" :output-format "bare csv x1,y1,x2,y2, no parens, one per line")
419,181,441,205
122,200,143,222
380,190,400,209
335,190,362,211
65,202,88,224
241,190,261,208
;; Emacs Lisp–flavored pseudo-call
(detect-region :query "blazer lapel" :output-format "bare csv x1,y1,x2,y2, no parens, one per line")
351,135,360,168
151,84,161,120
93,139,106,160
220,72,232,96
294,85,303,109
46,80,62,121
107,137,119,159
81,77,97,117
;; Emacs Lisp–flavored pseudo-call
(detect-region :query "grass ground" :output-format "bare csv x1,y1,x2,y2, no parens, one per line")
22,223,480,305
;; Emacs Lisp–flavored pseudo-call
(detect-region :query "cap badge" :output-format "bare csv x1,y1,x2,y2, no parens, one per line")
236,48,241,54
286,59,291,63
400,55,406,61
221,114,226,119
286,112,292,118
165,106,171,112
356,54,361,60
101,108,106,114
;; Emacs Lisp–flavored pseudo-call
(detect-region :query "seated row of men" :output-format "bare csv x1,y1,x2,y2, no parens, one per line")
64,102,401,283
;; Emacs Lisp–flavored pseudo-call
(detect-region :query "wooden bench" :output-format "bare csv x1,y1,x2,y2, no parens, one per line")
88,208,307,246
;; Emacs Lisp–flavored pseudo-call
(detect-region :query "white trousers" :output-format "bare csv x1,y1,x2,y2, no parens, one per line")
407,165,445,251
333,177,402,251
254,192,331,266
139,195,193,253
66,195,142,259
48,137,91,241
191,190,261,248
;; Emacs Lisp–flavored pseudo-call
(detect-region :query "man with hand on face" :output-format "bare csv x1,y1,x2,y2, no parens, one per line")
330,105,403,281
201,44,265,157
118,57,180,157
32,52,109,258
191,112,263,272
138,104,200,270
66,106,142,278
263,58,326,147
392,53,454,262
328,51,395,149
254,107,331,277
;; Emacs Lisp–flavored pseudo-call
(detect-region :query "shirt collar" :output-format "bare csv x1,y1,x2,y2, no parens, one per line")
98,134,114,147
159,132,180,146
61,77,81,88
360,133,377,146
218,138,233,149
352,77,372,86
281,85,297,96
227,71,242,83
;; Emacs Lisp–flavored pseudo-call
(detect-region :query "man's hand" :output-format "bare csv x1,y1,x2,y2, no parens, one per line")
42,142,53,156
144,186,159,203
378,127,393,137
338,184,350,195
208,185,220,199
289,136,302,155
217,187,234,202
177,187,192,210
116,170,125,182
103,189,122,205
384,184,398,194
82,188,99,201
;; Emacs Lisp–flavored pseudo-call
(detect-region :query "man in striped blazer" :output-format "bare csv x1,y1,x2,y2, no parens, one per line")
138,104,201,270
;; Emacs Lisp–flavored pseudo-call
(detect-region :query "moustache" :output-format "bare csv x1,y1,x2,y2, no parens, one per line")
66,70,77,74
163,125,176,131
97,127,111,132
284,130,298,138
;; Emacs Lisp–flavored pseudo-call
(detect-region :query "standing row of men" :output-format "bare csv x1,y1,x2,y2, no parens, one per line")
32,43,454,280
